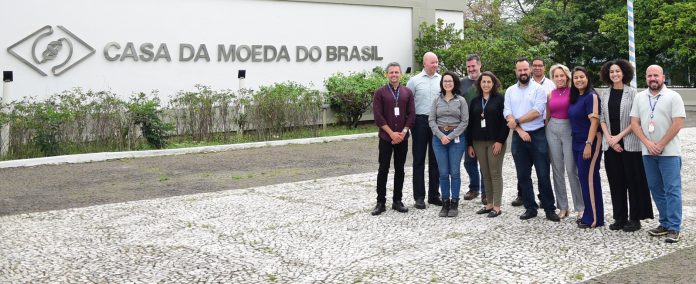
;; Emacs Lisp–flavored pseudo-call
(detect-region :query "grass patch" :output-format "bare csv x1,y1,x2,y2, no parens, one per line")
2,124,376,161
159,175,169,182
569,272,584,281
445,232,464,239
167,124,375,149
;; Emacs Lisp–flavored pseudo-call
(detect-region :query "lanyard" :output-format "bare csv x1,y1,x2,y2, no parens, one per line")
481,96,489,118
649,94,660,119
388,84,400,104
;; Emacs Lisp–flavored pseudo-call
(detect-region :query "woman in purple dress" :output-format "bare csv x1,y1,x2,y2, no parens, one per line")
568,66,604,228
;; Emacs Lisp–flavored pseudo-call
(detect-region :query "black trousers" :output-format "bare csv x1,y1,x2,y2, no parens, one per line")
376,138,408,203
411,115,440,201
604,148,654,222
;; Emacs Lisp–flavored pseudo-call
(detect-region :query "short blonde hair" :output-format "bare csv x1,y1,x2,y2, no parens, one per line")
549,64,571,88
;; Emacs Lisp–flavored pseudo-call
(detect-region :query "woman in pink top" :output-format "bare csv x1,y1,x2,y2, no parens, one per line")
545,64,584,219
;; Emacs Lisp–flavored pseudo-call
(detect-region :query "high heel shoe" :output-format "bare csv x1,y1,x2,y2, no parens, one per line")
558,209,569,219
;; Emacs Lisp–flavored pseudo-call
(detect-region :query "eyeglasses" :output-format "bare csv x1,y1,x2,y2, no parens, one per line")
443,80,454,83
532,64,544,67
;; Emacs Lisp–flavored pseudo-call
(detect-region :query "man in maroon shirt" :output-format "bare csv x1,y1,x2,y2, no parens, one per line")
371,62,416,215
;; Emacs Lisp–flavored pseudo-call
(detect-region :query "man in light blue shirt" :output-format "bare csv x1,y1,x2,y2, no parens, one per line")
406,51,443,209
503,57,560,222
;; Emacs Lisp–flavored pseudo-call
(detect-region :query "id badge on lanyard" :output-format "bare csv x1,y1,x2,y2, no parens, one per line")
481,97,488,128
648,95,660,133
390,85,400,116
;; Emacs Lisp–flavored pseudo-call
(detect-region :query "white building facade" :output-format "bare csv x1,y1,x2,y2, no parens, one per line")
1,0,464,101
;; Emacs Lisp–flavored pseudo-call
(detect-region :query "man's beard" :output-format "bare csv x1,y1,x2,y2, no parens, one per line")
518,74,530,84
648,80,663,91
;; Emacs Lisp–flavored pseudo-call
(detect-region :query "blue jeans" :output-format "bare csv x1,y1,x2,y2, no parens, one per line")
463,140,485,195
511,128,556,213
432,132,466,200
642,156,682,231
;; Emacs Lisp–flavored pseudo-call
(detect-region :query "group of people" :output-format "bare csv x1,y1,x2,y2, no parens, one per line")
371,51,685,244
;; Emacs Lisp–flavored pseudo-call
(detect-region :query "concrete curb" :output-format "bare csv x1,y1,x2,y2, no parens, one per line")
0,132,378,169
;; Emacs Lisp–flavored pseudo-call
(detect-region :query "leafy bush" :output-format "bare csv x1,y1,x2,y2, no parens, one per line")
128,92,172,149
29,101,67,156
169,85,254,143
250,82,322,139
232,88,253,136
169,85,216,142
324,71,383,128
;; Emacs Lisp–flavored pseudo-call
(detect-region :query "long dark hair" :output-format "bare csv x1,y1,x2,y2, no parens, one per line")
440,71,461,95
475,71,502,98
570,66,595,104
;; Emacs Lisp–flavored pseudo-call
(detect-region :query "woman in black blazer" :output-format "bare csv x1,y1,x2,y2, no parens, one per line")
466,71,510,217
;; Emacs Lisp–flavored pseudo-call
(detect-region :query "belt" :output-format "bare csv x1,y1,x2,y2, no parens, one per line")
438,126,457,132
416,114,429,118
514,126,544,134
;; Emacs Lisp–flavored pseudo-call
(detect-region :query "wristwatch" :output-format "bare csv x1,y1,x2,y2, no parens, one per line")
515,118,520,125
585,140,592,145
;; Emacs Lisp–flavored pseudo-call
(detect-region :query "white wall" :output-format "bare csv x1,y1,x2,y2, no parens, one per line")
1,0,413,102
435,10,464,31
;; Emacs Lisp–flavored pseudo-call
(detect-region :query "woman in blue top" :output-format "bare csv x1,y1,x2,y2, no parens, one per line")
568,66,604,228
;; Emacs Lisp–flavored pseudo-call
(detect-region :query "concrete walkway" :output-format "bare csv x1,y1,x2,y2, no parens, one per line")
1,129,695,283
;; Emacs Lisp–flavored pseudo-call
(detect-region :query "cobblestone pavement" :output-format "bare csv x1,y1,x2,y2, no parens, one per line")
1,129,695,283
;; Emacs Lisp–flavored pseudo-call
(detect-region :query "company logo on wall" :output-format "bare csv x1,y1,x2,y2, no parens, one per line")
7,25,95,76
7,26,383,76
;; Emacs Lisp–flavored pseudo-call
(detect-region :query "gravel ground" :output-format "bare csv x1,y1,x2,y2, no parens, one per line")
1,120,695,283
0,138,387,216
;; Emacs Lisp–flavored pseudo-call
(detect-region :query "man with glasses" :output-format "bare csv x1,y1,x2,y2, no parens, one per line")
531,57,556,95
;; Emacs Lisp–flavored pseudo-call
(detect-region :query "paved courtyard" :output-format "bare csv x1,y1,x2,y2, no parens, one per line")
1,130,695,283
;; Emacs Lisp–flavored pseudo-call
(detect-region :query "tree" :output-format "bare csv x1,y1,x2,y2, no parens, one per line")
598,0,694,86
651,1,696,86
522,0,623,78
413,19,462,70
416,0,556,86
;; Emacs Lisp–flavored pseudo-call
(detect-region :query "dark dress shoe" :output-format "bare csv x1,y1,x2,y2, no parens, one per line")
476,207,493,214
578,222,592,229
622,220,641,232
487,209,502,218
414,198,426,209
511,196,523,207
391,201,408,213
463,191,479,200
519,210,537,220
371,203,386,216
545,211,561,222
609,220,627,231
428,198,443,206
